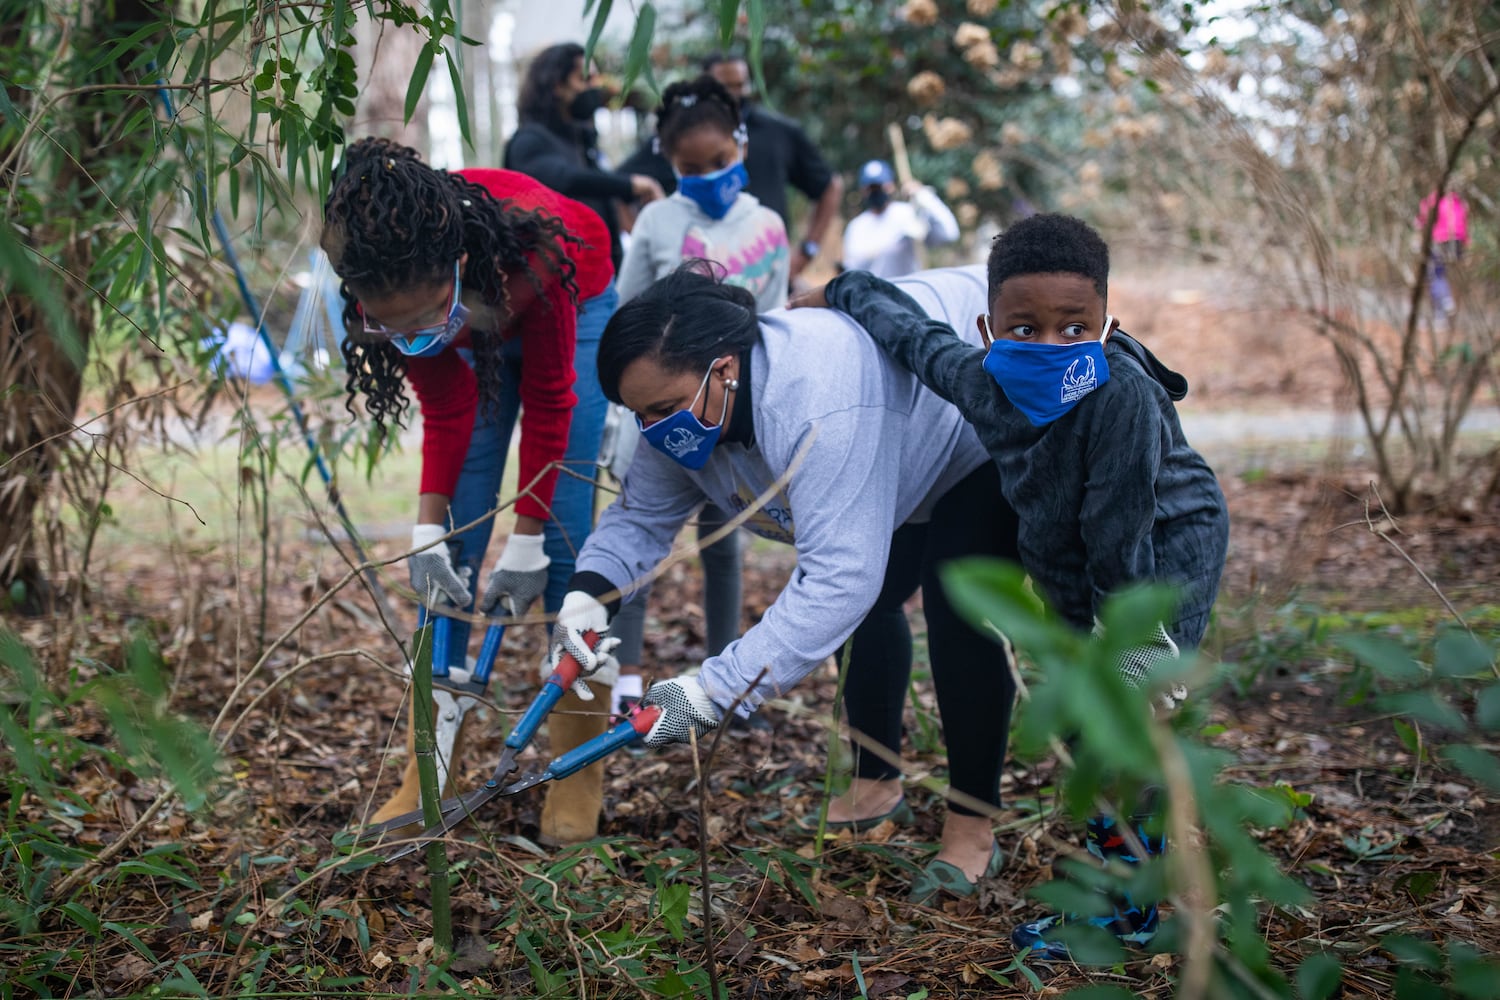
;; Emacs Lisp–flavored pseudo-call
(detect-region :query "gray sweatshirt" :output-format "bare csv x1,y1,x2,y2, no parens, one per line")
575,266,994,715
616,192,791,313
824,270,1230,648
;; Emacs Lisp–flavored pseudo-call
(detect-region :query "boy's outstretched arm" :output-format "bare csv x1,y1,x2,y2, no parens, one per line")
798,271,990,417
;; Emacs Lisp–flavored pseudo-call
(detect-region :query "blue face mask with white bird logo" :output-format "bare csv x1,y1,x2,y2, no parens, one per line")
981,315,1113,427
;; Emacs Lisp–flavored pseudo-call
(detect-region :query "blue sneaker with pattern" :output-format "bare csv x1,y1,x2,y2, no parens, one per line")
1011,813,1165,961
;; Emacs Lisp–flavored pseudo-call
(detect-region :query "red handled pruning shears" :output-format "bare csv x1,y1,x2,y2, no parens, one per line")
365,628,659,862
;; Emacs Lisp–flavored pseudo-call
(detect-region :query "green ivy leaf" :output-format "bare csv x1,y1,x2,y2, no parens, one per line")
1296,951,1343,1000
1433,631,1495,678
1440,744,1500,793
1338,634,1425,684
1378,690,1467,734
1476,683,1500,732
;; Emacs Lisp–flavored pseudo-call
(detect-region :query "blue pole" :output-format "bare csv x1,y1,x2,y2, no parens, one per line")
152,80,395,623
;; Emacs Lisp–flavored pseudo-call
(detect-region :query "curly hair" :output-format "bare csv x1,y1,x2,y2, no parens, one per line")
322,137,582,431
987,212,1110,302
655,74,742,155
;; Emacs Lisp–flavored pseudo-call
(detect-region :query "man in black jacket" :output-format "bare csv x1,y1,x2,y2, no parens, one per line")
618,53,843,284
505,42,664,268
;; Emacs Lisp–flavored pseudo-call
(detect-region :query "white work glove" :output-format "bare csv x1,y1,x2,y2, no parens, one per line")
542,590,622,700
1101,619,1188,714
408,523,473,608
640,674,722,747
480,532,550,616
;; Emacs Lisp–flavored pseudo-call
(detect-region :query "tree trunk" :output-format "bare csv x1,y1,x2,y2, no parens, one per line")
0,0,163,614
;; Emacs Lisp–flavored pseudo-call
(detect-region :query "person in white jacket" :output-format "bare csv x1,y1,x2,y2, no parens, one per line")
607,75,791,717
841,159,960,279
548,263,1023,904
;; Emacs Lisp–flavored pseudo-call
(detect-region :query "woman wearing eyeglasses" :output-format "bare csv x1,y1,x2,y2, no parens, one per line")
323,136,617,842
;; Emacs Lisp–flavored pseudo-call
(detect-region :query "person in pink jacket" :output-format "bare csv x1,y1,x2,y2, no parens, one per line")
1417,189,1468,316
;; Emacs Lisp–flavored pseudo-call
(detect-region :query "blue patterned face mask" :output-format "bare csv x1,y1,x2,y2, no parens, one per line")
636,359,730,469
981,315,1113,427
676,161,749,220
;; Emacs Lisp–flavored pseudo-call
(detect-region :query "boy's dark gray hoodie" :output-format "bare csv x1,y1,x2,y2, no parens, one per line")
826,268,1229,648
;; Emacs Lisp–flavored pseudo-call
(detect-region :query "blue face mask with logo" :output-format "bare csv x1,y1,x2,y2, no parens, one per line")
676,160,749,220
636,359,730,470
981,315,1113,427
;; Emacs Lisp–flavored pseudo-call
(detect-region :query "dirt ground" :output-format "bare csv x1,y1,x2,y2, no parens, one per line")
6,268,1500,997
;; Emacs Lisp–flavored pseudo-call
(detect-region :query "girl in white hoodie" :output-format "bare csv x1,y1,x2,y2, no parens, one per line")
616,74,790,310
607,76,791,712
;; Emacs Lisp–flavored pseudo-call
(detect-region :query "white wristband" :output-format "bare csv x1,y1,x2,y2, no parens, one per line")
412,523,447,550
499,532,548,571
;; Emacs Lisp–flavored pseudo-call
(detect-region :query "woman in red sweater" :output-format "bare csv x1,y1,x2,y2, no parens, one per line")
323,137,617,842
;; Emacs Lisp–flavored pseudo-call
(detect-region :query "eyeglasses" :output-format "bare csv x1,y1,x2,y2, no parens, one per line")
361,262,468,342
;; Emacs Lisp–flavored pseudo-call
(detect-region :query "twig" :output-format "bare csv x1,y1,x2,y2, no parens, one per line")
215,648,391,749
206,506,500,738
690,667,770,1000
580,426,819,613
48,785,175,901
1358,482,1480,648
0,379,197,473
1148,723,1216,1000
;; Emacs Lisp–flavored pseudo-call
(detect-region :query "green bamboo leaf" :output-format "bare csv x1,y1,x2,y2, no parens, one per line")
116,858,203,890
405,42,436,125
1057,988,1136,1000
620,3,655,97
718,0,740,47
445,51,472,149
104,922,160,964
747,0,767,104
0,92,19,133
582,0,613,73
0,222,85,367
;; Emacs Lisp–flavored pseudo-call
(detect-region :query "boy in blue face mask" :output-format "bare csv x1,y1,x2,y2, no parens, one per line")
794,213,1230,959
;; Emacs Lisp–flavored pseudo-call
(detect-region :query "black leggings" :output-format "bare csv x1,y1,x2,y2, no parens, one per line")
839,464,1020,817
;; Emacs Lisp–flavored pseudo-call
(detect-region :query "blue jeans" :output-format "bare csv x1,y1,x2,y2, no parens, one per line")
427,280,617,668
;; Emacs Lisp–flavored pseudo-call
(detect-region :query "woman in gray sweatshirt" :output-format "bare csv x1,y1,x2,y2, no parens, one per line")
551,263,1019,902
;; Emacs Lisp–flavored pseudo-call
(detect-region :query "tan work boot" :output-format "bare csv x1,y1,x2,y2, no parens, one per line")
538,685,611,845
366,697,471,832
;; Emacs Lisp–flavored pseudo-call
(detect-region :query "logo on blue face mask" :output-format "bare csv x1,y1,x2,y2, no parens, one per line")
677,161,749,220
981,315,1113,427
636,359,731,470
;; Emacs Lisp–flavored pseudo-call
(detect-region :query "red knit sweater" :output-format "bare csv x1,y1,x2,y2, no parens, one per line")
403,168,613,522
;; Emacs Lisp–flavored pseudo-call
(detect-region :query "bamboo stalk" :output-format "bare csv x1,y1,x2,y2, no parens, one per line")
410,622,452,959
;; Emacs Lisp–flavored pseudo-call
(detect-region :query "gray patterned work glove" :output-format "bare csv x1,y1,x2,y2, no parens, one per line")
641,674,722,747
408,523,473,608
479,532,550,616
